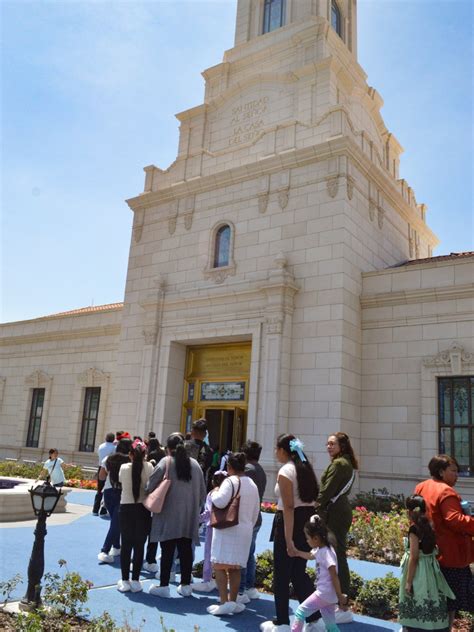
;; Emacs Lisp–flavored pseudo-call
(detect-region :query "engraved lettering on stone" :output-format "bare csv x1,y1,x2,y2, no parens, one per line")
229,97,269,146
326,175,339,198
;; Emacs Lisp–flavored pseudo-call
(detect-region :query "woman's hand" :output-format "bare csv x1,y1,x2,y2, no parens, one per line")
286,541,298,557
405,582,413,595
338,594,349,611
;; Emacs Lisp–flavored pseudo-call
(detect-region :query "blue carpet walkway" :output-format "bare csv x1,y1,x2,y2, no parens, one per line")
0,490,400,632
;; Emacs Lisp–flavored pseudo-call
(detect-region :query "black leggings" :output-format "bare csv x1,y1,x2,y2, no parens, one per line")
119,503,151,581
271,507,319,626
159,538,193,586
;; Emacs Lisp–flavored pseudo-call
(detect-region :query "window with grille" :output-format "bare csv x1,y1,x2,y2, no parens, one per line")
26,388,45,448
438,377,474,476
263,0,285,34
79,387,101,452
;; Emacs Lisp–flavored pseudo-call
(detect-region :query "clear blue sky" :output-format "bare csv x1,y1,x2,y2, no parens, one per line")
2,0,472,323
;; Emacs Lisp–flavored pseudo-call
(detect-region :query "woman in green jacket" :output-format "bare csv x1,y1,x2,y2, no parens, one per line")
316,432,358,614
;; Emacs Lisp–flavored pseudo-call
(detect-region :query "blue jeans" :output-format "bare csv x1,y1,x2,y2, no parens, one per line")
101,487,121,553
239,523,260,592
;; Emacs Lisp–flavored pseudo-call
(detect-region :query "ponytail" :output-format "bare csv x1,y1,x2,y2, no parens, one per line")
406,495,436,551
277,434,319,503
131,446,145,502
166,432,191,482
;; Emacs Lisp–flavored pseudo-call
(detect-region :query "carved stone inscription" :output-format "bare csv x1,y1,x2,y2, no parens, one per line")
229,97,269,146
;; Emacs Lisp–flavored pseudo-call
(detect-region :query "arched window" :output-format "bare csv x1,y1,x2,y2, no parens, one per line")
214,224,231,268
263,0,285,34
331,1,342,38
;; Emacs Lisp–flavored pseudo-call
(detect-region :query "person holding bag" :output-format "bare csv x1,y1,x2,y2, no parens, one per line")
147,432,206,598
316,432,358,623
207,452,260,617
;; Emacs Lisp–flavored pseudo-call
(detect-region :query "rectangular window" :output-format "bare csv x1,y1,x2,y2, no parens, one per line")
263,0,285,34
79,387,101,452
26,388,45,448
438,377,474,476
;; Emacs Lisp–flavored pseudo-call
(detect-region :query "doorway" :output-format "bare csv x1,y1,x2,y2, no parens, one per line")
201,407,246,454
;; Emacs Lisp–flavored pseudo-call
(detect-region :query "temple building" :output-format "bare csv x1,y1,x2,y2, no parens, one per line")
1,0,473,499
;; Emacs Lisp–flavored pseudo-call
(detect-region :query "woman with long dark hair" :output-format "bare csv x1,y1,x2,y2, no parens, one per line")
117,439,154,593
316,432,358,622
147,432,206,598
261,434,319,632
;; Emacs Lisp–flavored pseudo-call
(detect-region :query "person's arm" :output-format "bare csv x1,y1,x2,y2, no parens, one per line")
405,532,419,594
279,474,297,557
295,549,314,560
98,466,107,481
144,459,166,493
211,477,233,508
328,565,348,609
440,496,474,534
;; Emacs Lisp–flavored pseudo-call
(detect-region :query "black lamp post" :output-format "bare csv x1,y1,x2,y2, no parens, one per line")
20,479,61,609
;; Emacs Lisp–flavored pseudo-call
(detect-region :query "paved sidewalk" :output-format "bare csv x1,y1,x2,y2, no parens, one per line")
0,489,400,632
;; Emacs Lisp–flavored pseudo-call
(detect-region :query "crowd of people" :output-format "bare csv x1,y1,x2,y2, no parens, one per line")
43,421,473,632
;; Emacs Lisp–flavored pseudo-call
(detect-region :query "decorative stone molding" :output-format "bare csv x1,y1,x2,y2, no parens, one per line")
182,195,195,231
168,217,177,235
204,220,236,284
326,175,339,198
77,367,110,387
133,209,145,243
167,200,178,235
204,265,236,285
25,370,52,388
278,187,290,210
265,314,284,334
408,229,414,258
142,328,157,345
423,343,473,374
346,175,354,200
184,213,193,230
261,253,299,336
377,205,385,229
414,233,420,259
369,198,377,222
0,377,5,410
258,192,269,214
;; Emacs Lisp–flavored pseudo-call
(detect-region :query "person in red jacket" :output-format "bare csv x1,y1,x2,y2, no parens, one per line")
414,455,474,627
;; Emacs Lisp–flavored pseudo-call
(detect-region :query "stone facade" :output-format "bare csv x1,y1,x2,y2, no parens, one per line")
1,1,472,498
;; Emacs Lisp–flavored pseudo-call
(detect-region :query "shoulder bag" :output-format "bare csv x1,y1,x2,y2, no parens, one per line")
210,477,241,530
143,456,171,514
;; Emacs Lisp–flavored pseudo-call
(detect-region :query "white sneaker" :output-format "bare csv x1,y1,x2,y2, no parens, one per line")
260,622,291,632
207,601,236,616
335,608,353,624
117,579,131,592
192,580,216,592
149,584,171,598
129,580,142,593
304,621,326,632
98,552,114,564
233,602,246,613
245,587,261,599
170,571,176,583
109,547,121,556
237,593,250,603
177,584,192,597
143,562,159,573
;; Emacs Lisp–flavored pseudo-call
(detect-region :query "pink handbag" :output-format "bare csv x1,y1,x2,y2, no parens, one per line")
143,456,171,513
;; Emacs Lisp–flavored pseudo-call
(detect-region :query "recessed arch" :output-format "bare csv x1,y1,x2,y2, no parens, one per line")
331,1,343,39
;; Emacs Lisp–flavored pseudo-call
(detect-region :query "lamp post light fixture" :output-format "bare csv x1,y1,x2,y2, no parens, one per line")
20,478,61,609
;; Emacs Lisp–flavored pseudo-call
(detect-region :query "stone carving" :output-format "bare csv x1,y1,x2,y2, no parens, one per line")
77,367,109,387
265,314,284,334
414,234,420,259
25,370,52,388
369,198,377,222
377,205,385,229
423,343,473,374
168,217,177,235
142,328,157,345
184,213,193,231
408,232,414,258
278,188,289,210
258,192,269,214
326,175,339,198
133,210,144,243
346,175,354,200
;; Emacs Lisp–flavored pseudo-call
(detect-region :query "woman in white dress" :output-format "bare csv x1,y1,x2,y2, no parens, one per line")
207,452,260,616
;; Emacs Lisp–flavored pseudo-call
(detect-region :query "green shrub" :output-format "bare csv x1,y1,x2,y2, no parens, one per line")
356,572,400,619
192,559,204,579
255,549,274,592
0,460,85,480
350,487,405,513
347,570,364,601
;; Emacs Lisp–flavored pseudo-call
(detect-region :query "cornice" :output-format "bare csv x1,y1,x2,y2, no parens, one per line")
361,283,474,309
0,324,121,347
127,130,437,245
362,311,474,330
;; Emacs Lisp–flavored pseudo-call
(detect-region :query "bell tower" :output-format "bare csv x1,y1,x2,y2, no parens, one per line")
234,0,357,57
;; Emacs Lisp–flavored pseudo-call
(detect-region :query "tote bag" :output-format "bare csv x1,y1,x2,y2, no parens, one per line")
210,477,241,530
143,457,171,514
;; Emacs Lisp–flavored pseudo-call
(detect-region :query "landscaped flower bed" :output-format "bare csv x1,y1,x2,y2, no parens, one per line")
348,505,408,565
65,479,98,490
261,501,277,513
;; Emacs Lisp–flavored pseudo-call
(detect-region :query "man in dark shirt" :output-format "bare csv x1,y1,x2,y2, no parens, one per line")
184,418,213,487
238,439,267,602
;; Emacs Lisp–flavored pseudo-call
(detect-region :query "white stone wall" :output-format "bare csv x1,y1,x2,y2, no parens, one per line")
361,258,474,499
0,307,122,466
